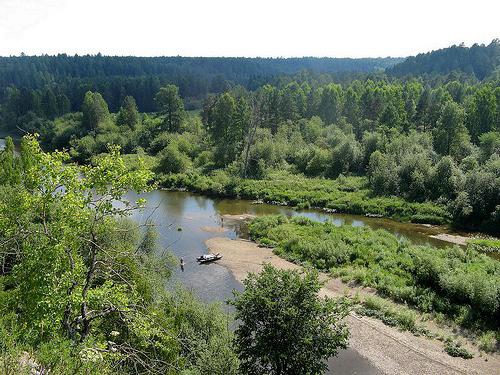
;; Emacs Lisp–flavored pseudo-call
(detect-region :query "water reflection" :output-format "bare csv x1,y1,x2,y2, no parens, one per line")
125,191,243,307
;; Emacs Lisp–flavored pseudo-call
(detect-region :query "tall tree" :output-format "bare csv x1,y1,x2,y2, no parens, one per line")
242,100,262,178
155,84,185,133
256,85,280,132
117,95,140,128
56,92,71,116
319,83,343,125
403,80,423,123
468,86,497,140
278,82,306,122
41,88,58,119
379,102,403,129
434,100,469,158
203,93,250,166
81,91,110,131
230,264,349,375
343,87,361,129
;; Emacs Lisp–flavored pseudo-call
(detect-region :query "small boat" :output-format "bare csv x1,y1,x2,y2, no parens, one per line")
197,253,222,264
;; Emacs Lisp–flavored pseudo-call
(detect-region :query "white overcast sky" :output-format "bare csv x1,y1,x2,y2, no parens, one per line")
0,0,499,58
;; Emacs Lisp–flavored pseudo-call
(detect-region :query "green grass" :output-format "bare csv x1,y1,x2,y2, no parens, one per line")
467,238,500,253
248,215,500,336
478,331,498,353
355,295,424,334
158,170,451,225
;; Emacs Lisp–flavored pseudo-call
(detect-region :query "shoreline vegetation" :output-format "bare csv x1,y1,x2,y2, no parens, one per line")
156,171,497,242
206,236,500,374
158,171,452,224
160,173,500,248
244,215,500,350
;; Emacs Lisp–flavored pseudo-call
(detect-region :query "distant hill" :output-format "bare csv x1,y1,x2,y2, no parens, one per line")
0,54,401,89
0,55,402,112
387,40,500,80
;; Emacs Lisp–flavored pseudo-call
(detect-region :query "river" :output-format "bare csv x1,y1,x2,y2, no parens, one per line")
124,189,469,375
125,190,456,302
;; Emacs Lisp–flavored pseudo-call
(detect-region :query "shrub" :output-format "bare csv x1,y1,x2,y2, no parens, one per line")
478,331,497,353
467,239,500,253
157,172,452,225
444,342,473,359
249,215,500,333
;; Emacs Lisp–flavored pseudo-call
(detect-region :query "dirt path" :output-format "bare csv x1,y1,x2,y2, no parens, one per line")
206,237,500,375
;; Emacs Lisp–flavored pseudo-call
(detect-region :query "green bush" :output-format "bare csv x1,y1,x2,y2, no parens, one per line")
467,239,500,253
249,215,500,333
478,331,498,353
444,342,473,359
359,296,418,333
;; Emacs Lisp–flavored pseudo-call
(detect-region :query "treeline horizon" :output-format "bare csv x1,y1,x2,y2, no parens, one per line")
389,39,500,80
0,40,497,125
0,54,399,111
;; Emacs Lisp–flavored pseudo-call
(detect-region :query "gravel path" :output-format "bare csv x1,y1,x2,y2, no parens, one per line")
206,237,500,375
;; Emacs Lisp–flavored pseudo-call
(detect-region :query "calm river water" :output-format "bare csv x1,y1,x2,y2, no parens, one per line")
124,189,463,375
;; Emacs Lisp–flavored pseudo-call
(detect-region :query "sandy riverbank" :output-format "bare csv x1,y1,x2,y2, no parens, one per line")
221,213,257,221
200,226,228,233
206,237,500,375
429,233,471,246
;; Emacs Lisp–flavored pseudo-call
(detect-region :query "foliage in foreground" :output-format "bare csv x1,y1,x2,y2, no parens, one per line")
230,264,349,375
248,215,500,335
0,136,238,374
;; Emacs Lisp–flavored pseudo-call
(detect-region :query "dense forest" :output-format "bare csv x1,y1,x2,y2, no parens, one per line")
1,41,498,125
0,55,400,114
388,40,500,80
